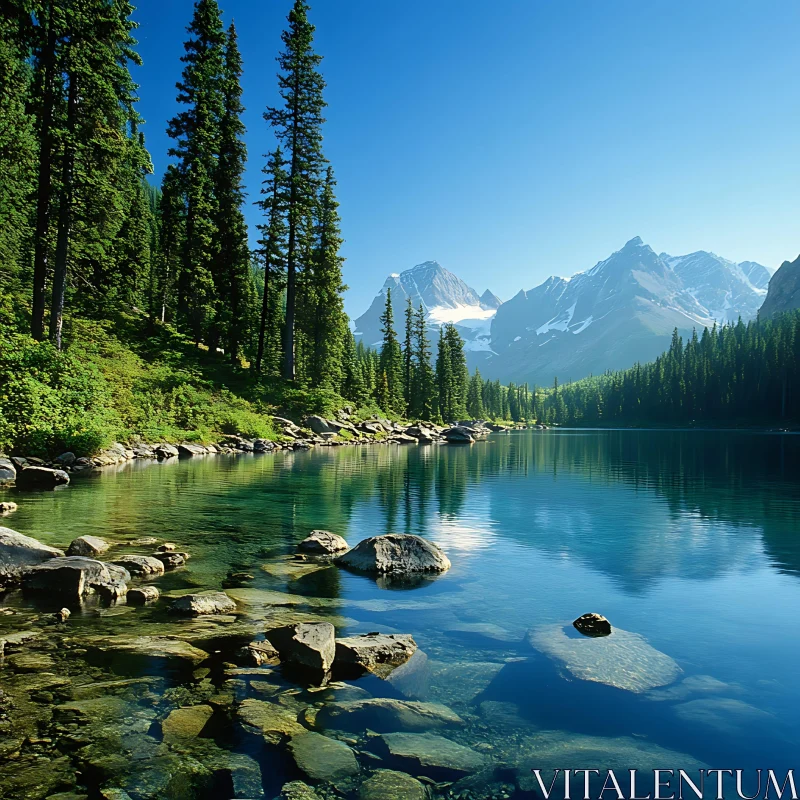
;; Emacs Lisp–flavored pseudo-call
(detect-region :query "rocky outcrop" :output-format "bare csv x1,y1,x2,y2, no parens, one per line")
337,534,451,575
298,530,349,555
315,698,463,732
265,622,336,674
573,612,612,637
15,466,70,490
112,555,165,577
22,556,129,600
0,457,16,484
760,254,800,318
170,592,236,615
334,633,416,677
66,535,110,557
0,527,65,588
303,416,336,436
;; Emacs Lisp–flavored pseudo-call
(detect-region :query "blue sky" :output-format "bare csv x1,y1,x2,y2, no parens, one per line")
133,0,800,317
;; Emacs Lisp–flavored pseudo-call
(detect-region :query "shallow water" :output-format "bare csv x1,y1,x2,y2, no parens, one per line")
2,429,800,799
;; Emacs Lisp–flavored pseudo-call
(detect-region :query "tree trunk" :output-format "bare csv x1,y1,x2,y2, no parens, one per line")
49,69,77,350
31,4,57,340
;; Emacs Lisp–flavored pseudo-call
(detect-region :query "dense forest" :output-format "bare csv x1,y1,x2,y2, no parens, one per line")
0,0,797,457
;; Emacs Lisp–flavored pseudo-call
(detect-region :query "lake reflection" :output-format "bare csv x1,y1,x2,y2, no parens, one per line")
2,429,799,798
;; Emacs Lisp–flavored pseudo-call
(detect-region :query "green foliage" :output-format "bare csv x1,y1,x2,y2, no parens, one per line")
378,288,404,413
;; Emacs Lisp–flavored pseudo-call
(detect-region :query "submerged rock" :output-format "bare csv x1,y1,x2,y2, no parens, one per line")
359,769,427,800
22,556,129,600
86,635,209,668
336,534,450,575
298,530,349,555
276,781,320,800
374,732,486,779
335,633,417,677
67,535,110,557
315,698,464,732
127,586,160,604
170,592,236,615
573,612,612,637
266,622,336,673
161,704,214,742
112,555,165,577
15,465,70,490
288,731,359,781
237,698,306,743
0,526,64,587
527,623,681,693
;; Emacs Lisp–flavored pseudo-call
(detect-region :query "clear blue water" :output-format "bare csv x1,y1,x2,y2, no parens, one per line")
2,429,799,798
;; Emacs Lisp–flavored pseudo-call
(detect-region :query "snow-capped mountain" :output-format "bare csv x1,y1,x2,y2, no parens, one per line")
353,261,500,352
480,237,772,384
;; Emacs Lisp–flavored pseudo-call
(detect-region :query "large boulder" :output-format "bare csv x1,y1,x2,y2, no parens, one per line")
288,732,359,782
405,426,436,443
15,466,70,490
315,698,463,733
67,535,110,557
22,556,129,600
155,443,179,459
298,530,349,555
441,426,474,444
336,534,451,575
112,555,165,577
0,527,64,587
127,585,160,604
0,457,16,484
573,612,612,637
334,633,416,677
303,416,335,435
170,592,236,615
178,443,208,458
265,622,336,674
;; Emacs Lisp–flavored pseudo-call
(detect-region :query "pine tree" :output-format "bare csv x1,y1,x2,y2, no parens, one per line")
467,369,485,419
413,304,436,421
403,297,414,413
435,327,452,422
378,288,404,412
167,0,225,345
342,329,368,404
265,0,326,381
255,147,288,374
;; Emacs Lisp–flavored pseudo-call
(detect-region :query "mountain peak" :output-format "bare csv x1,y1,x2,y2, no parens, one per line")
480,289,502,310
624,236,644,248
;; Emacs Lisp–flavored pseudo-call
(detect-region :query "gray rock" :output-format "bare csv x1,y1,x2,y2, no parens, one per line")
266,622,336,673
22,556,130,600
87,634,208,668
375,732,486,779
67,535,110,557
336,534,451,575
154,443,179,459
359,769,427,800
334,632,416,677
405,425,436,443
315,698,464,732
15,466,70,490
441,426,475,444
132,444,156,458
298,530,349,555
238,698,306,743
127,585,160,604
112,555,165,577
170,591,236,615
303,415,335,435
238,640,280,666
178,443,208,457
0,457,16,484
154,551,186,569
573,612,612,637
55,451,76,466
0,527,65,587
288,731,359,781
253,439,275,452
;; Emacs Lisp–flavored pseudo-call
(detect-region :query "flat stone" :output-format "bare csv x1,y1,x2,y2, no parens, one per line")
127,585,160,604
288,731,359,781
336,534,450,575
15,465,70,490
0,526,64,587
298,530,349,555
87,635,209,667
161,704,214,742
237,698,306,744
170,592,236,615
67,535,110,557
316,698,464,732
335,632,416,677
6,652,57,672
527,623,681,693
376,732,486,779
266,622,336,673
112,555,165,576
359,769,427,800
178,443,208,457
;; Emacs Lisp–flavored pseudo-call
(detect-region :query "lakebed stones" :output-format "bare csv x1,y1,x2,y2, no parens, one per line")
315,698,464,733
22,556,130,600
373,732,486,779
288,731,359,781
527,623,681,693
161,704,214,742
170,592,236,615
66,535,110,557
266,622,336,674
15,465,70,490
334,632,416,677
573,612,612,637
237,698,306,743
336,534,450,576
127,585,160,604
0,527,64,587
298,530,349,555
359,769,427,800
111,555,165,577
86,635,209,668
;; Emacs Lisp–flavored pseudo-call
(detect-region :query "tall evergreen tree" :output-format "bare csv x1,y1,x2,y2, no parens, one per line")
403,297,414,413
467,368,485,419
378,288,404,412
265,0,326,381
413,304,436,421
